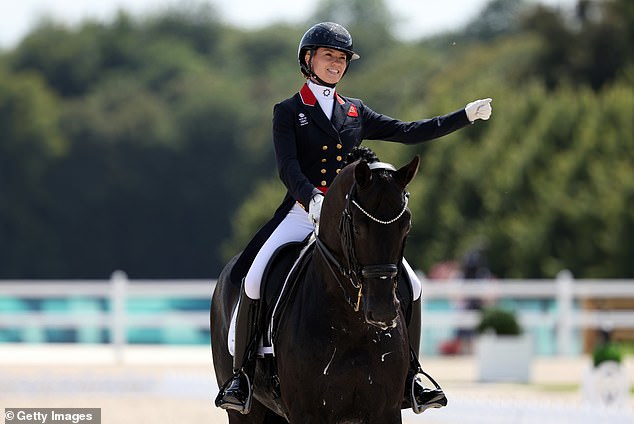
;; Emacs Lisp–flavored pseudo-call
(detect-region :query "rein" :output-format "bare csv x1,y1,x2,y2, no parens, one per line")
316,236,363,311
316,166,408,312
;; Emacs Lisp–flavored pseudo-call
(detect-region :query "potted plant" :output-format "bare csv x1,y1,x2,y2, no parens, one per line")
592,340,623,367
582,331,629,407
476,307,521,336
475,307,532,382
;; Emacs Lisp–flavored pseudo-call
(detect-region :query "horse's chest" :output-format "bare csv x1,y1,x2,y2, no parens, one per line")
283,323,407,385
286,336,407,423
322,341,405,382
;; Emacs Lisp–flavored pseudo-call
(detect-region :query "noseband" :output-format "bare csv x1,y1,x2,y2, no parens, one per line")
316,162,409,312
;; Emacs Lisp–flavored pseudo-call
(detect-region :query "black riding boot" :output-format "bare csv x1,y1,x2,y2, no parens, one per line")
404,297,448,414
215,283,259,414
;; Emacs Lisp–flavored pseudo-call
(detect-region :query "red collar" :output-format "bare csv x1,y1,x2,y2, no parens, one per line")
299,83,346,106
299,83,317,106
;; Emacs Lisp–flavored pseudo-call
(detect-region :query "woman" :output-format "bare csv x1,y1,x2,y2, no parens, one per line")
216,21,492,414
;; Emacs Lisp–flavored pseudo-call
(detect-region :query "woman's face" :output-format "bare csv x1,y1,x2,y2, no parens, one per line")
306,47,348,85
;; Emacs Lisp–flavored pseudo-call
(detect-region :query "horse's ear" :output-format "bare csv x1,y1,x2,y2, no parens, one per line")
394,155,420,188
354,160,372,188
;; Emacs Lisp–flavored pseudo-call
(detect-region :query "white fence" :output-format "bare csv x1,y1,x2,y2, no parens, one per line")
1,270,634,357
421,270,634,356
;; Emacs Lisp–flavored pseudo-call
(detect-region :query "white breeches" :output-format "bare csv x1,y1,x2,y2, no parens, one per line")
243,203,422,301
403,258,422,302
244,204,313,300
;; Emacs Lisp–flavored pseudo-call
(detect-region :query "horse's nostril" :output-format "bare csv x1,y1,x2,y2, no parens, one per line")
368,320,394,331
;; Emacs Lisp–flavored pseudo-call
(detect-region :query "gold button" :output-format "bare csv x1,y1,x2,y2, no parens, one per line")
321,169,326,174
322,145,328,151
322,158,327,163
321,181,327,186
336,144,342,149
336,156,342,161
336,168,341,174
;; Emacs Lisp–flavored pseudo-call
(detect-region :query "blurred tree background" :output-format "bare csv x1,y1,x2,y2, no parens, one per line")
0,0,631,279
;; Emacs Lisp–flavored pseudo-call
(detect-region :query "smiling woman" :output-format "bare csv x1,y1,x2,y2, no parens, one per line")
305,48,349,86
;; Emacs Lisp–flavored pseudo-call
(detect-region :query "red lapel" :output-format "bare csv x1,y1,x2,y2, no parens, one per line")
299,83,317,106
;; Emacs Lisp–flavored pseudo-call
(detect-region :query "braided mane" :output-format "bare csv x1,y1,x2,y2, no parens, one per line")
343,146,379,167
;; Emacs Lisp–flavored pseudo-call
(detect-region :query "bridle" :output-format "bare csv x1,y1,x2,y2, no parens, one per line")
315,162,410,312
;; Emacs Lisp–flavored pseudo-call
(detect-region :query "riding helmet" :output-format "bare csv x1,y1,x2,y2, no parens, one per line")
298,22,360,78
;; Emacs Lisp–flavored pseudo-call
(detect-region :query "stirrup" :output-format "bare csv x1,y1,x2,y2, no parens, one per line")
215,370,253,414
411,369,448,414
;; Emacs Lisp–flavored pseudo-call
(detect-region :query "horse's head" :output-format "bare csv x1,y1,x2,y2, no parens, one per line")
317,154,420,330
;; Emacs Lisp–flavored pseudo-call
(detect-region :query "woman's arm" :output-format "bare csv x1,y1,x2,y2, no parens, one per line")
273,102,321,208
359,101,472,144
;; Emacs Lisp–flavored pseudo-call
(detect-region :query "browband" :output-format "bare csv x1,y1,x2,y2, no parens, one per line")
368,162,396,171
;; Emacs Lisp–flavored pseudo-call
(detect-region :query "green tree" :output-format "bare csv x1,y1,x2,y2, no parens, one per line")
522,0,634,89
464,0,529,41
1,0,632,279
0,70,67,276
10,20,105,97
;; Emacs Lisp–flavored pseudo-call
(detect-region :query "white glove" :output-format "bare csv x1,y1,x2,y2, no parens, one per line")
308,193,324,226
465,98,492,122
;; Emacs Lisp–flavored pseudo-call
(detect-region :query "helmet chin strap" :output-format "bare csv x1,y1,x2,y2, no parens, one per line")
310,72,337,88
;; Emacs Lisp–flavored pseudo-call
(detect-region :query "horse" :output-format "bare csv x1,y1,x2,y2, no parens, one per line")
211,153,420,424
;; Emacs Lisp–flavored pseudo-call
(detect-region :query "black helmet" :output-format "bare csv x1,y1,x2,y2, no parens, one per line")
298,22,360,79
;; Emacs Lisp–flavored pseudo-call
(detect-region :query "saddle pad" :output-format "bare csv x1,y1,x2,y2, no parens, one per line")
227,236,314,357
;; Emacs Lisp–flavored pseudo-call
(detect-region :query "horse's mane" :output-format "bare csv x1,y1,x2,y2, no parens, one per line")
343,146,396,182
343,146,379,167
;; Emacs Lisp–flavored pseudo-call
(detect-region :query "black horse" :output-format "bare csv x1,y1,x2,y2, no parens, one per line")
211,153,420,424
